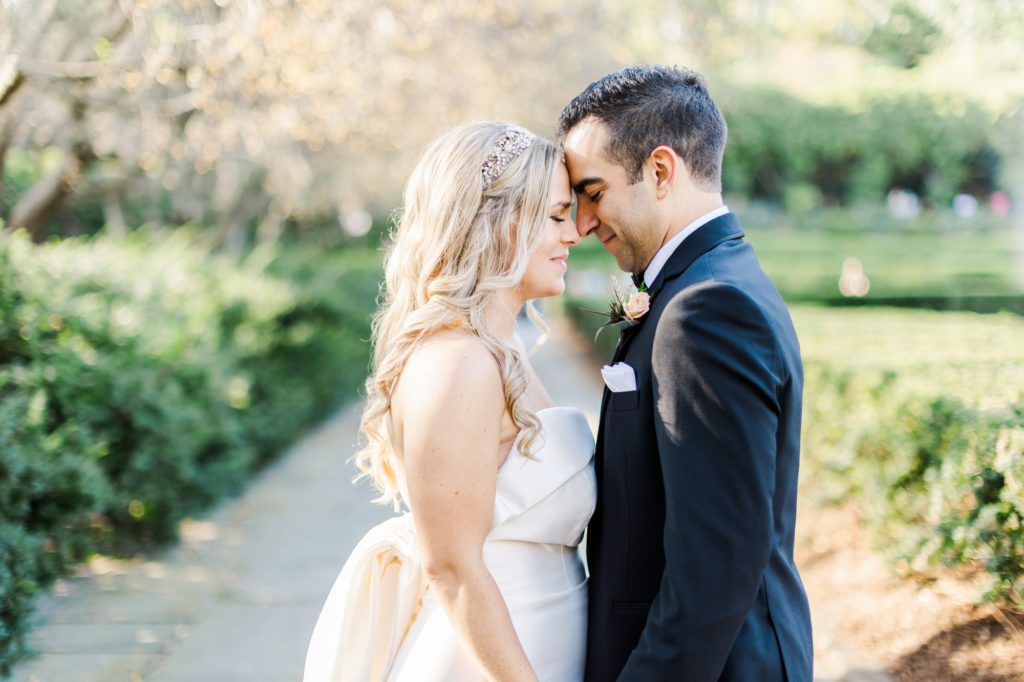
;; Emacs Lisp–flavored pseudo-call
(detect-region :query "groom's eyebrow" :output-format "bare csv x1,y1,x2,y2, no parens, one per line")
572,178,603,195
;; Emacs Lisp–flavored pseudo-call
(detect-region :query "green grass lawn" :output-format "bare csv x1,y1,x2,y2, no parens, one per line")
793,304,1024,380
749,226,1021,299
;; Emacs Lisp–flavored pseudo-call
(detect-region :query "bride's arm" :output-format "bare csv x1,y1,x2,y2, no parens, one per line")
394,336,538,682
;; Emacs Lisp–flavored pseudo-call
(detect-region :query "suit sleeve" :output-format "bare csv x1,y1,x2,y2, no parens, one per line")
618,281,783,681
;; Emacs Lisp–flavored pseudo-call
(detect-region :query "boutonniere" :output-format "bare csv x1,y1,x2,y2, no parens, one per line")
584,277,651,341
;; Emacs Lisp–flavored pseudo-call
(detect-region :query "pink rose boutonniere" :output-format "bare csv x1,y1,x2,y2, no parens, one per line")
585,277,650,340
622,290,651,320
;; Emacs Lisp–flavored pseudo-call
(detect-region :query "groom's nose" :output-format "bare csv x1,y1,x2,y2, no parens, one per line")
575,202,598,238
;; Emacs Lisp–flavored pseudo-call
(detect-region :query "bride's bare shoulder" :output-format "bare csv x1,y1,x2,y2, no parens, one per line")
394,330,502,408
405,329,496,372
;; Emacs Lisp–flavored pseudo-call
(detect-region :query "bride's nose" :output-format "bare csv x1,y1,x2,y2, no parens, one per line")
562,217,581,245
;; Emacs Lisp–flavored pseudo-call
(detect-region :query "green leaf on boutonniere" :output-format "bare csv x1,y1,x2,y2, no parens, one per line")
582,277,651,341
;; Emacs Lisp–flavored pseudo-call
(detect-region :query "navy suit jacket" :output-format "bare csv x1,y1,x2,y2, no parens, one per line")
583,213,813,681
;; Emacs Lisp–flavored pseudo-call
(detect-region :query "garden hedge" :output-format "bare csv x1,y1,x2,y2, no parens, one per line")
794,305,1024,605
0,228,380,674
717,87,1010,207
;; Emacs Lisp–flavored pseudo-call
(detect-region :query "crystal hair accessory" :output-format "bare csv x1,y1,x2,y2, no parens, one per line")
481,127,536,188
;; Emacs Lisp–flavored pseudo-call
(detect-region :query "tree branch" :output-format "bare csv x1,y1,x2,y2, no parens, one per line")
17,56,131,80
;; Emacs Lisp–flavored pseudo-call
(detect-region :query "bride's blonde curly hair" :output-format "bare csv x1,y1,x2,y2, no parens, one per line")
356,121,561,508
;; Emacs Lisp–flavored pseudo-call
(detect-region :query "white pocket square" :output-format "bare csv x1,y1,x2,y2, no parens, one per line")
601,362,637,392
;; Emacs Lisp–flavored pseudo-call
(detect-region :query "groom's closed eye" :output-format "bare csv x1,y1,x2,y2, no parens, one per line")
573,182,604,206
572,178,603,197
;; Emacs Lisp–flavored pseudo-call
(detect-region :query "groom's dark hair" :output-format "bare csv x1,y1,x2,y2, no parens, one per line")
557,65,726,191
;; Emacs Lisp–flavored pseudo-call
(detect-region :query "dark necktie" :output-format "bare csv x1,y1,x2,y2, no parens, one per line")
631,272,645,289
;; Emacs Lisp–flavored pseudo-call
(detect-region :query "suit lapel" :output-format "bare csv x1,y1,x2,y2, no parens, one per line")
610,322,641,364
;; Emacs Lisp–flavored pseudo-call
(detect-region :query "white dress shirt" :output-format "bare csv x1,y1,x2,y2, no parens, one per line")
643,205,730,287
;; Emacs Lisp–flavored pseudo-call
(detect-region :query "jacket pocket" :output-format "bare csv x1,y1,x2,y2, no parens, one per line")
609,390,639,412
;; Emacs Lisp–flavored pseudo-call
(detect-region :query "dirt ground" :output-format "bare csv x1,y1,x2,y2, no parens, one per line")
795,502,1024,681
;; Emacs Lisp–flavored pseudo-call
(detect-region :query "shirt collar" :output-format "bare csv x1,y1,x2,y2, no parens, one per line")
643,205,730,287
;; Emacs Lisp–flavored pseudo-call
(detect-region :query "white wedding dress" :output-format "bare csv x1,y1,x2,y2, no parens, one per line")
304,406,596,682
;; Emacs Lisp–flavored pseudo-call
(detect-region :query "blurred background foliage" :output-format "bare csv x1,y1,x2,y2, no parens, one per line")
2,0,1024,674
0,0,1022,245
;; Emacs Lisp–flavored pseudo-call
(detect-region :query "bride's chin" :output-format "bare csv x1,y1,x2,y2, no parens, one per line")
518,278,565,301
543,281,566,299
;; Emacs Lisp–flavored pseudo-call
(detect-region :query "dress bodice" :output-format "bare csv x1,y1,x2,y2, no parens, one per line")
491,406,596,545
394,406,596,681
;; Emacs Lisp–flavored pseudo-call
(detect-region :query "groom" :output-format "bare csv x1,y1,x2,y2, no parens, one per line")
558,66,813,680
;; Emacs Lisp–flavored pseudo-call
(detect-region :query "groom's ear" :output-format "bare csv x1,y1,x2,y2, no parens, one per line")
648,145,680,199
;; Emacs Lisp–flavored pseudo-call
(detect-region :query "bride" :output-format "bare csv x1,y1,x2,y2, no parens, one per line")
304,121,595,681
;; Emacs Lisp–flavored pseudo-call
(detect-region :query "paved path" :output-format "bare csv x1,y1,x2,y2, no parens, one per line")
11,315,890,682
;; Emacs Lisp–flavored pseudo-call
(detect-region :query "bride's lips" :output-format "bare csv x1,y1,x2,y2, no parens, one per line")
551,253,569,270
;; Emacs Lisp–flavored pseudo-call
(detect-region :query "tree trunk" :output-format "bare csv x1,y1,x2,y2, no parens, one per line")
0,65,26,108
0,65,25,219
8,88,96,240
103,193,127,236
7,149,81,239
0,119,10,214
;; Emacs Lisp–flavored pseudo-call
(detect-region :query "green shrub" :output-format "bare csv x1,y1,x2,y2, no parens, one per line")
0,384,111,676
718,87,1008,206
795,305,1024,604
0,228,380,672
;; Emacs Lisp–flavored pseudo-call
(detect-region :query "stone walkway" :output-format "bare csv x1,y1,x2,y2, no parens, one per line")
10,316,891,682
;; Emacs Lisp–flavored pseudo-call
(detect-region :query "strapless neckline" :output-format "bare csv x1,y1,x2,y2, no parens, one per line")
499,405,590,476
